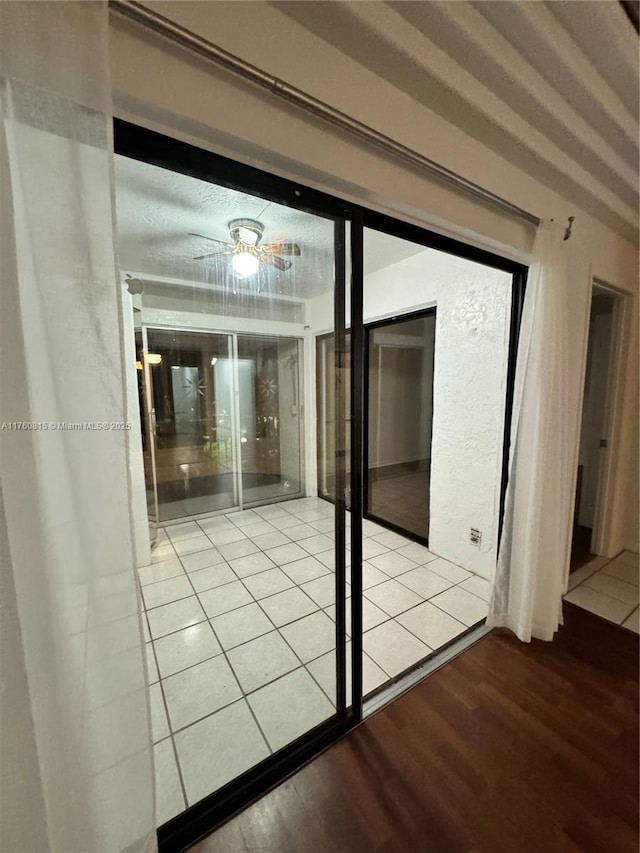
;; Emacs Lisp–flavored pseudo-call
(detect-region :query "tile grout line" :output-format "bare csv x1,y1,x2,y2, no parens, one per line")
146,576,483,649
144,505,495,815
150,596,341,684
145,549,191,811
176,523,337,741
145,554,337,617
149,640,189,814
188,583,276,768
161,540,269,808
145,546,486,659
150,520,348,759
150,522,303,790
566,552,640,626
170,648,338,747
158,495,314,532
169,508,333,546
303,667,339,709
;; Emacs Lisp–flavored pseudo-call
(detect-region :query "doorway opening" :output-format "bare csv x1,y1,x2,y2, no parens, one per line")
365,309,436,544
564,282,637,632
570,284,621,572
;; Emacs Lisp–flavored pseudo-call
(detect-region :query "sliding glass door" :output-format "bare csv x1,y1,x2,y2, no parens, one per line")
116,121,353,842
317,311,436,543
116,118,527,851
366,311,436,542
140,328,238,522
137,329,304,522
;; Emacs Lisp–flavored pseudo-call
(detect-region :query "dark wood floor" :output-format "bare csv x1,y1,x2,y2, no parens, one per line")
193,604,639,853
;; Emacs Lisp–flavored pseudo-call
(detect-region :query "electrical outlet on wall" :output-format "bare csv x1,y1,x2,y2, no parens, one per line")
470,528,482,547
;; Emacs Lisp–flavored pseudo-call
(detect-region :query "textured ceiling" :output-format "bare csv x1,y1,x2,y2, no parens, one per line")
114,154,336,299
114,155,427,297
274,0,639,241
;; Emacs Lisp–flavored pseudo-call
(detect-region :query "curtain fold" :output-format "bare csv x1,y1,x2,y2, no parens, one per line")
488,220,578,642
0,3,156,850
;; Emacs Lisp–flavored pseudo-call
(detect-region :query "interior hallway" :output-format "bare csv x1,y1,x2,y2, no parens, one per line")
193,603,639,853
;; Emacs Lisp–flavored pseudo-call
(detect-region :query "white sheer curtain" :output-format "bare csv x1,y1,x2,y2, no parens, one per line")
488,220,577,642
0,3,155,850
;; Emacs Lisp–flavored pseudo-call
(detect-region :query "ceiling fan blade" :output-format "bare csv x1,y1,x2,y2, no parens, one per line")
194,250,232,260
262,254,292,271
189,232,233,247
261,242,301,256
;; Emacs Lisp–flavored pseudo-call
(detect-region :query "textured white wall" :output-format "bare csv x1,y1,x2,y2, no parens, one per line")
364,248,512,577
308,247,511,577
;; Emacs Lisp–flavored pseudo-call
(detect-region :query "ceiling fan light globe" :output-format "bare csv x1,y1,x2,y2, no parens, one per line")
232,251,260,277
237,226,260,246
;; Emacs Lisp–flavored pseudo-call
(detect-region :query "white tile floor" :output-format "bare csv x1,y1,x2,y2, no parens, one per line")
564,549,639,631
139,497,490,825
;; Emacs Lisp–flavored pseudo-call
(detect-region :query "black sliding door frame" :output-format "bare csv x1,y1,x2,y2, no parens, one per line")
115,119,527,852
333,219,348,714
363,305,437,546
350,211,365,720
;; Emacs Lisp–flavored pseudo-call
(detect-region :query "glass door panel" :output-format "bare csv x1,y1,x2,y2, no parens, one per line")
236,335,303,505
145,328,238,522
114,141,349,825
366,313,435,541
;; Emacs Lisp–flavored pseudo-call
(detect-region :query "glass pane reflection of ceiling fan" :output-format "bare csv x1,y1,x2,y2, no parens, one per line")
191,218,301,279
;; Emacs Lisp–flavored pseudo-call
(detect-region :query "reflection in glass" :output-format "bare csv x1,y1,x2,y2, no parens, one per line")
144,329,236,522
135,329,157,525
237,335,303,504
136,330,306,521
316,332,351,506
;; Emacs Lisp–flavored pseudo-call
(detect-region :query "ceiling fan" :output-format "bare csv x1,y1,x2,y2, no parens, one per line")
190,218,301,278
